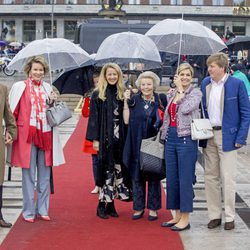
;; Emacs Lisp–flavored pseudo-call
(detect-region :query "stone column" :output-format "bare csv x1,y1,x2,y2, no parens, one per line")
245,20,250,36
56,19,64,38
36,19,44,40
15,18,23,43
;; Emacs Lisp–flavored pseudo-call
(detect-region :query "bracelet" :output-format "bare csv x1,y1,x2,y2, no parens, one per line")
177,90,185,94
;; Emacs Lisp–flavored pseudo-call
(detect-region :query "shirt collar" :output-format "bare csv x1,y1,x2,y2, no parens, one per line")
211,73,228,86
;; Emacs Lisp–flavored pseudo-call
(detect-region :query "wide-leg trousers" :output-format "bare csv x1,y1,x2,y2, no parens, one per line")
22,144,51,219
132,179,161,211
165,127,197,212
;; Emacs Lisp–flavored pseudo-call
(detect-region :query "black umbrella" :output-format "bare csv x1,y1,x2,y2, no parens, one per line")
53,63,96,96
226,36,250,51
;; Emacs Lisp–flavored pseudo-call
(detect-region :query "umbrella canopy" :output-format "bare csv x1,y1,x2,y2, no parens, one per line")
0,40,7,47
95,31,162,70
52,61,95,95
9,41,22,47
226,36,250,51
7,38,92,72
146,19,227,55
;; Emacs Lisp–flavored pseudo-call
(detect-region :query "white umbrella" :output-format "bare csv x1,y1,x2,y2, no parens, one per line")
9,41,22,47
7,38,92,74
146,19,227,56
95,31,162,70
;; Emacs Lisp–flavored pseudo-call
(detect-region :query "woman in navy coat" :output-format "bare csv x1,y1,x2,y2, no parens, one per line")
123,71,166,221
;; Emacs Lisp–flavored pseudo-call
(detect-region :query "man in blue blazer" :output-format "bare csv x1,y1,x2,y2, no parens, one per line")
200,52,250,230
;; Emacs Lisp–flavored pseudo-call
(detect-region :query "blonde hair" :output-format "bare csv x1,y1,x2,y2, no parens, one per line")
176,62,194,77
207,52,229,72
98,63,124,101
24,56,49,77
136,71,160,91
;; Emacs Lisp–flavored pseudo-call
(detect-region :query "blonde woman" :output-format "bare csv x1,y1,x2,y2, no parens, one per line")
86,63,131,219
161,63,202,231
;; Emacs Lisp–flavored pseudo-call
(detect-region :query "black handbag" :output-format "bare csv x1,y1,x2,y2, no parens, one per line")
140,132,166,180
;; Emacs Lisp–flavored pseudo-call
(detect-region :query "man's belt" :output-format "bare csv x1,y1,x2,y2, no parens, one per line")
212,126,222,130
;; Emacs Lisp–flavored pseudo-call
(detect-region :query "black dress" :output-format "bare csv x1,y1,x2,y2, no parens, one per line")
86,84,130,202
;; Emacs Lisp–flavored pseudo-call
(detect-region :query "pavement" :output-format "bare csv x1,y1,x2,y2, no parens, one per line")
1,73,250,249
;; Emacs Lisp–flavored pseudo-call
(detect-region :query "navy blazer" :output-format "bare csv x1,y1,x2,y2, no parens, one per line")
200,75,250,152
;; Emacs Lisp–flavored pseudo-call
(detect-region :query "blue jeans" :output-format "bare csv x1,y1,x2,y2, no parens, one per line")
91,154,98,184
165,127,197,212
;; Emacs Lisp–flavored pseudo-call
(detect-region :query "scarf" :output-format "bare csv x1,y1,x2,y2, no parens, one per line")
27,77,52,151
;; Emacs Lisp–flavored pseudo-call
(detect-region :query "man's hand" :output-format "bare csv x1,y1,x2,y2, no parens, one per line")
235,143,243,148
5,131,13,145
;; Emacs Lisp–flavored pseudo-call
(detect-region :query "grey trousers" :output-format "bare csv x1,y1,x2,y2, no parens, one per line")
22,144,51,219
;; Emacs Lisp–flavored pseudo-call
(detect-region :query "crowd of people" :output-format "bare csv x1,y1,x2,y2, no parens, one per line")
0,52,250,233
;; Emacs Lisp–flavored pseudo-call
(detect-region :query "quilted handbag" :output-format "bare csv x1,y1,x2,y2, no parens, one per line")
46,101,72,127
191,119,214,140
191,102,214,140
140,132,166,180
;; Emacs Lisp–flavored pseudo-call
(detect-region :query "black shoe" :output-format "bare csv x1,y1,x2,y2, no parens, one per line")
0,219,12,228
224,221,235,230
148,215,158,221
96,202,109,219
132,210,144,220
161,221,177,227
171,224,191,231
105,201,119,217
207,219,221,229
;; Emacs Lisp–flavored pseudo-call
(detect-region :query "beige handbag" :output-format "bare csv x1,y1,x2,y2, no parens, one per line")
191,103,214,140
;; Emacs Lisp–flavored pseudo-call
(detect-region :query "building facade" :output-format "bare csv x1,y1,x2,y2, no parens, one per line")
0,0,249,43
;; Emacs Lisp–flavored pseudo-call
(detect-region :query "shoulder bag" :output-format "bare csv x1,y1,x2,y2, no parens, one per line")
191,102,214,140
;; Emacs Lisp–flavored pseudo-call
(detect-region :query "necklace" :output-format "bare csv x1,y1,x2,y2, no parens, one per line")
170,103,176,122
142,95,153,110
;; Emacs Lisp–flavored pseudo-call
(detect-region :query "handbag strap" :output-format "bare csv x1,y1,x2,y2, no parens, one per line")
200,101,206,119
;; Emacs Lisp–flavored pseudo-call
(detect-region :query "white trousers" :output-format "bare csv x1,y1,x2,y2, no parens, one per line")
203,130,237,222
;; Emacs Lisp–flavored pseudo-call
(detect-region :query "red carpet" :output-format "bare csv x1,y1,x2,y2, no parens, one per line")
1,117,183,250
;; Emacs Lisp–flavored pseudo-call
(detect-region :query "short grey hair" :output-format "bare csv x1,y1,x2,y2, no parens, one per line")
135,71,160,91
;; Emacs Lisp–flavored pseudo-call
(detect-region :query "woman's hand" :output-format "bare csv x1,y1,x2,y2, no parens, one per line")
93,140,99,151
48,91,57,105
124,89,131,100
173,74,184,92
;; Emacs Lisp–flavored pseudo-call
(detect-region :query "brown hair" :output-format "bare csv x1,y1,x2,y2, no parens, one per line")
176,63,194,77
24,56,49,77
206,52,229,72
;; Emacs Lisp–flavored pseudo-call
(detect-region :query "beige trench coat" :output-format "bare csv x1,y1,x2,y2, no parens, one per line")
0,84,17,185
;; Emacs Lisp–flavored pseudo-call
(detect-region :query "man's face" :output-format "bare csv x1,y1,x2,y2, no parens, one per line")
208,62,225,82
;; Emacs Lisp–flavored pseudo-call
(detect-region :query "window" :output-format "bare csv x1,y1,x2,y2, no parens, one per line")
23,0,36,3
233,0,245,6
128,0,140,4
170,0,182,5
212,0,224,5
191,0,203,5
44,0,57,4
3,0,15,4
149,0,161,4
23,21,36,42
232,22,245,36
65,0,77,3
2,21,15,41
64,21,77,40
86,0,98,3
211,22,224,38
44,20,57,38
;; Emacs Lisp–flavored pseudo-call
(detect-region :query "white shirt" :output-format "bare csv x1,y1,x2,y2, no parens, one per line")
208,74,228,127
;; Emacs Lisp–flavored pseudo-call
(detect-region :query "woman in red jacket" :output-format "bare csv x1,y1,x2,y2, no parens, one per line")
82,72,100,194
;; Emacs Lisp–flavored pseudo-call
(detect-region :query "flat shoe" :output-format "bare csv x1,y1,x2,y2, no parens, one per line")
161,221,177,227
132,210,144,220
37,215,51,221
148,215,158,221
23,217,35,223
171,224,191,231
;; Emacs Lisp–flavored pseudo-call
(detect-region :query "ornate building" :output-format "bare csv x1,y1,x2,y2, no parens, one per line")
0,0,249,43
